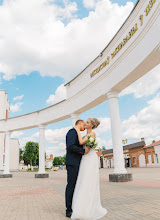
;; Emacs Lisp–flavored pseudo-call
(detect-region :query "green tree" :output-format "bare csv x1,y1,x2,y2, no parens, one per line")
62,154,66,164
53,157,61,166
152,140,156,143
19,148,24,162
23,142,39,166
53,155,66,166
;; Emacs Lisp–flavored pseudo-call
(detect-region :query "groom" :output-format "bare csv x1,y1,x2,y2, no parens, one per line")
65,119,90,218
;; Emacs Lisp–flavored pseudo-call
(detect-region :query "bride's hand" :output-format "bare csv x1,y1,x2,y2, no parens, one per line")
75,127,79,132
75,127,87,145
85,147,90,154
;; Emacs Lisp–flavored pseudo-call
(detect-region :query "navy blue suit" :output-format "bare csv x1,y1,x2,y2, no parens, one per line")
65,128,85,214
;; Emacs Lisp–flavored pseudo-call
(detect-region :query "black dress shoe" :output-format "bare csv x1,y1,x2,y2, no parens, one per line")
66,212,72,218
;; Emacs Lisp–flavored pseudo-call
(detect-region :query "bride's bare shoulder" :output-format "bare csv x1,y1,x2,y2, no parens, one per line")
91,131,96,138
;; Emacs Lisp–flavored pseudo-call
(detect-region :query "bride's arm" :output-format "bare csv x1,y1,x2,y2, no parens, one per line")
76,129,96,145
76,129,88,145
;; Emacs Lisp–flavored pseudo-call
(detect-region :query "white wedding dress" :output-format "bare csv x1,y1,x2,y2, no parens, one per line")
71,146,107,220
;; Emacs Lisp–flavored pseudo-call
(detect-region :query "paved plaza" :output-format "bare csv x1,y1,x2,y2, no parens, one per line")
0,168,160,220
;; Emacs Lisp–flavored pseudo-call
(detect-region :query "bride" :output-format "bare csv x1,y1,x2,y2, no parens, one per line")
71,118,107,220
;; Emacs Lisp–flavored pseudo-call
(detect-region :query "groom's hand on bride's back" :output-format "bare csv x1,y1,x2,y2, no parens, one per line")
85,147,90,154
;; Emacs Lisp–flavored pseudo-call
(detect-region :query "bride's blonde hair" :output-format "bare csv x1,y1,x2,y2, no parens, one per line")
89,118,100,129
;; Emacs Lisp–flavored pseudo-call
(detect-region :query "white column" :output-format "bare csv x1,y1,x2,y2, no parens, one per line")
38,125,46,174
3,132,11,174
71,113,79,127
107,91,127,174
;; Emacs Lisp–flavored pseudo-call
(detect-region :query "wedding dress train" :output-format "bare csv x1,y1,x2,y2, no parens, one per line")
71,148,107,220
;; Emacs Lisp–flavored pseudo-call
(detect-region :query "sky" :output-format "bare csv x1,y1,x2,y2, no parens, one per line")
0,0,160,158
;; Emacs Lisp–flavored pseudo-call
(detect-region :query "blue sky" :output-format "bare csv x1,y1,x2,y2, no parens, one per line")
0,0,160,157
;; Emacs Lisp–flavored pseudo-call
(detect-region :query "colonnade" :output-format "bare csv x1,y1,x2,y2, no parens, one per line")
2,91,132,181
3,132,11,175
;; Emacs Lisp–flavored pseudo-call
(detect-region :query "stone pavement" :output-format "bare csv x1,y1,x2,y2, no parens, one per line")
0,168,160,220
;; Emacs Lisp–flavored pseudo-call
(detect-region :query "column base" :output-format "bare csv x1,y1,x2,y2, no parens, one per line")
109,173,132,182
0,174,12,178
35,173,49,178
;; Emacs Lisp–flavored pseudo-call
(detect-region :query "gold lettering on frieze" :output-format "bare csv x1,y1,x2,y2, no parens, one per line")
90,56,110,78
123,37,128,46
145,0,156,16
139,15,143,26
90,0,156,78
145,4,150,16
111,23,138,59
100,64,103,70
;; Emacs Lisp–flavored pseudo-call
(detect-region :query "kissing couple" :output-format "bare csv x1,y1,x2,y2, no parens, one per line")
65,118,107,219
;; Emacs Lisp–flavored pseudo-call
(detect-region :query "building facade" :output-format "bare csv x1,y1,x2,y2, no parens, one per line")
45,154,53,169
144,141,160,167
0,90,20,171
102,139,160,168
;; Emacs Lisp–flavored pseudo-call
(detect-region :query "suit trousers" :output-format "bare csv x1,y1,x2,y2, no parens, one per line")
65,164,80,213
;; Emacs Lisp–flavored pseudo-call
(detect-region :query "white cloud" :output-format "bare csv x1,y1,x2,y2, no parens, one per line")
46,84,66,105
19,136,38,150
121,92,160,145
0,0,133,81
96,136,112,148
96,117,112,149
45,126,71,143
11,131,24,138
33,126,71,144
10,102,24,112
96,117,111,134
19,127,69,156
121,64,160,98
0,74,2,84
58,0,78,21
83,0,98,9
46,142,66,157
13,94,24,101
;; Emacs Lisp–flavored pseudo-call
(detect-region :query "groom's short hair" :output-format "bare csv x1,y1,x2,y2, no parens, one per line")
75,120,84,126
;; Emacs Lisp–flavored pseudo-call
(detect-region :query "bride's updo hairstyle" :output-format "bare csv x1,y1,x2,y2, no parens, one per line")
89,118,100,129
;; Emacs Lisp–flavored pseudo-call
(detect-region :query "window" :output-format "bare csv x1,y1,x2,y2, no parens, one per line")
156,154,159,163
133,157,136,164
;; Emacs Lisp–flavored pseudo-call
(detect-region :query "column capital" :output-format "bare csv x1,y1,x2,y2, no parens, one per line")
107,91,119,99
5,131,11,136
71,113,79,127
39,124,46,129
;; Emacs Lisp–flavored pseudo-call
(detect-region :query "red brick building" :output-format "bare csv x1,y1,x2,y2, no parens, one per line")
102,139,160,168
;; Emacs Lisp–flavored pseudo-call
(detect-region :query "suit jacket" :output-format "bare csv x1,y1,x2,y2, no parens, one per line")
65,128,85,166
